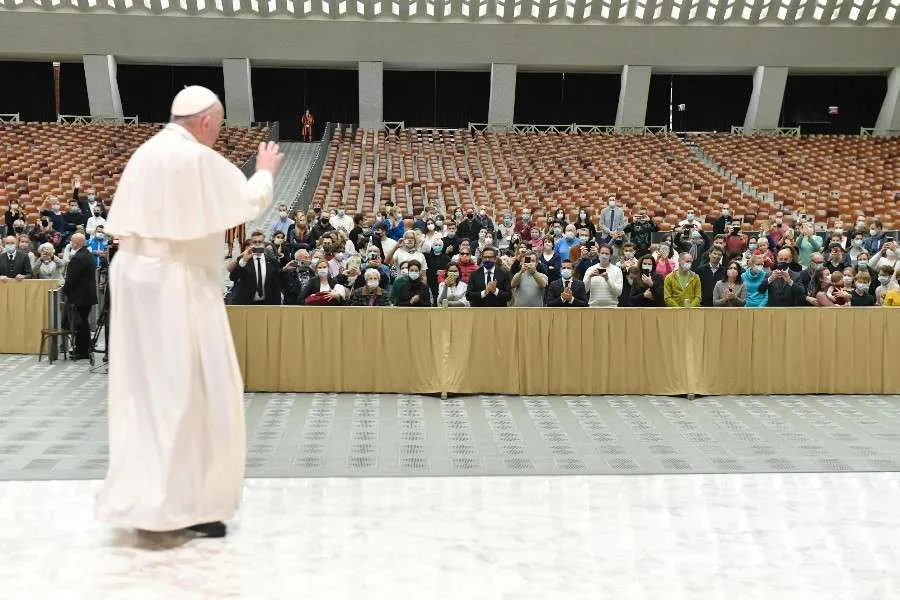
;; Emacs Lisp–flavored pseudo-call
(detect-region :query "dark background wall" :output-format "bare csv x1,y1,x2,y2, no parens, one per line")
647,74,753,131
514,73,620,124
383,70,490,128
252,68,358,139
59,61,90,116
0,61,56,121
117,64,225,123
780,75,887,134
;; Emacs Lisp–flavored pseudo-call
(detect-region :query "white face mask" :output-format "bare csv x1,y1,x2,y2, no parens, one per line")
366,279,379,288
337,209,345,216
400,268,409,278
579,236,589,242
561,268,572,279
624,251,634,259
855,282,869,292
843,276,853,287
317,268,329,278
279,211,288,218
887,249,897,259
408,271,420,281
598,254,611,266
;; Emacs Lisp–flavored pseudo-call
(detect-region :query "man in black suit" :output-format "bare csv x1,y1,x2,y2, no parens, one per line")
693,246,727,307
466,246,511,307
229,230,282,305
545,259,588,307
62,233,98,360
0,235,31,281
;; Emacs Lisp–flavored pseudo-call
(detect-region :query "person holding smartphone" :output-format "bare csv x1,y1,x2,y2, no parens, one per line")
713,261,747,307
511,251,548,307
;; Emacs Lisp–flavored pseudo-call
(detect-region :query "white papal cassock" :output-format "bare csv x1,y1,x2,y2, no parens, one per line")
96,123,273,531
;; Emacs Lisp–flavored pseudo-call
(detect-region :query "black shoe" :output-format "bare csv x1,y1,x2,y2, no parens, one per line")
186,521,227,538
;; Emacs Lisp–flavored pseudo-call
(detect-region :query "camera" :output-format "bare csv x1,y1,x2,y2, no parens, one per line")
776,262,789,271
252,247,265,255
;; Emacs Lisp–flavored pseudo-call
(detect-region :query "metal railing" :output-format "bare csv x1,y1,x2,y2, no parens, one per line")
56,114,140,125
289,121,336,215
730,126,801,136
860,127,900,137
468,123,669,135
383,121,405,134
0,113,21,123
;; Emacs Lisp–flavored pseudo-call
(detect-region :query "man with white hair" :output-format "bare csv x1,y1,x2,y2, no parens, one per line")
61,232,98,359
96,86,284,538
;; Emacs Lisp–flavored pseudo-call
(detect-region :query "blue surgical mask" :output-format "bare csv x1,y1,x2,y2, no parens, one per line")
857,260,869,269
432,245,443,254
482,260,495,270
4,244,14,254
878,276,890,285
561,268,572,279
408,271,420,281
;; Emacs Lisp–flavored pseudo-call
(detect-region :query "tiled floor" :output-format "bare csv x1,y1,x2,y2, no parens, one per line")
3,354,900,598
2,356,900,480
1,474,899,599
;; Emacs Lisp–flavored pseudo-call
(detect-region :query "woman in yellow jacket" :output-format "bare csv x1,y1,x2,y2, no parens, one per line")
664,253,702,308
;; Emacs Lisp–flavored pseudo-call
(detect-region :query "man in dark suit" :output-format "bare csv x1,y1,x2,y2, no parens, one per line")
466,246,511,307
229,231,282,305
0,235,31,281
545,259,588,307
693,247,727,307
62,233,98,360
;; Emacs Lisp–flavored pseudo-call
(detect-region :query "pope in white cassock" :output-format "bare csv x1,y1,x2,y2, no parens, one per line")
96,86,284,538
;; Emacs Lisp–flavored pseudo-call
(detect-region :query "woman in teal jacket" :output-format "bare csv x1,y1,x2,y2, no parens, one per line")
742,255,769,307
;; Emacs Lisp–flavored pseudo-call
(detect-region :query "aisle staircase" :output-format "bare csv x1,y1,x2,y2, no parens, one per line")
247,142,319,236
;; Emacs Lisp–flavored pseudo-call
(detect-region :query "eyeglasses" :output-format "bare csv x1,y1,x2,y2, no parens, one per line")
460,252,470,256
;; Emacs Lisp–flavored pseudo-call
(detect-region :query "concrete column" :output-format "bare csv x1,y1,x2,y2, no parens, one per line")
488,63,516,126
875,67,900,134
222,58,254,127
615,65,651,128
82,55,123,120
743,66,788,132
358,61,383,129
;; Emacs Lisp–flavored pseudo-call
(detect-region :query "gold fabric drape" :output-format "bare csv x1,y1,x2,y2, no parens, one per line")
228,306,900,396
0,280,60,354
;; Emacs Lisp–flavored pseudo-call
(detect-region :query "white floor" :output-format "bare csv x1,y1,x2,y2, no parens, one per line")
1,474,899,599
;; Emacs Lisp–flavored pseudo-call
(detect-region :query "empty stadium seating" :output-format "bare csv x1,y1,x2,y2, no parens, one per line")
692,134,899,229
314,126,787,232
0,122,269,223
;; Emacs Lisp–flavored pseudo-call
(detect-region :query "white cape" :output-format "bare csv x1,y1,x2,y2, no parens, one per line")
96,123,273,531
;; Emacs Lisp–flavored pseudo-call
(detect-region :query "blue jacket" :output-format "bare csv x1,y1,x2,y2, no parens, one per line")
742,269,768,307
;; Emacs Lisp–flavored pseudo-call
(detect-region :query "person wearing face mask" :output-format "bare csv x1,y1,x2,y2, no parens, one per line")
396,260,432,307
230,230,283,305
554,224,581,261
653,242,677,277
573,207,597,241
598,197,625,246
583,244,623,308
874,265,898,305
740,255,769,307
623,210,658,257
515,209,534,240
628,255,664,307
299,258,347,305
673,225,710,263
422,218,444,252
663,253,702,307
768,212,789,248
616,242,639,271
711,205,732,235
348,267,391,306
85,204,108,237
865,219,888,254
545,259,588,307
387,231,428,279
850,272,876,306
511,250,549,307
475,205,496,233
553,207,569,227
724,223,748,258
280,249,316,305
270,232,290,266
72,178,105,220
0,234,31,281
538,237,562,282
677,209,702,231
268,203,294,237
40,195,66,233
425,238,450,305
575,241,599,279
824,242,850,274
823,271,852,307
309,210,334,247
795,221,823,267
63,200,86,237
3,199,26,234
466,247,511,307
847,233,868,263
867,239,899,272
528,227,544,252
437,264,470,307
453,246,479,283
758,251,799,307
32,242,63,280
441,222,460,256
336,255,364,290
884,275,900,306
329,204,354,233
694,247,727,307
390,260,411,304
496,213,515,250
87,224,110,268
713,261,747,307
457,209,482,244
287,212,313,252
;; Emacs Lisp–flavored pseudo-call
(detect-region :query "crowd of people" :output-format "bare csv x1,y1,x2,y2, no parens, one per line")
224,198,900,308
1,178,114,283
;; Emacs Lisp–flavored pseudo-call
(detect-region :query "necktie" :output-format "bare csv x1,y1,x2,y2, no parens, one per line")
487,270,493,284
368,294,376,306
608,210,613,232
6,254,13,276
255,257,264,298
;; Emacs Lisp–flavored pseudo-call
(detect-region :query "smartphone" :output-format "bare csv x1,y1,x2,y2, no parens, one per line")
776,262,789,271
252,247,265,255
599,268,607,274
